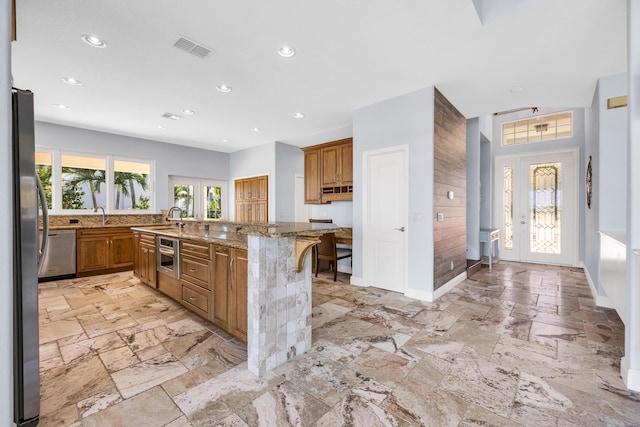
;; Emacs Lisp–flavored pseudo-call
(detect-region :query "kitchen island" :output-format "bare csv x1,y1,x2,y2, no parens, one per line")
132,220,343,377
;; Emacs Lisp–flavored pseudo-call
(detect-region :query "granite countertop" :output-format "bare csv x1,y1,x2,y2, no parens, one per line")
49,223,162,230
132,221,346,249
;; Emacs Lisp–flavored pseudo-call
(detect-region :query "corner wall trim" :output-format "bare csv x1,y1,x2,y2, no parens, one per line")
350,275,366,287
621,357,640,392
405,271,467,302
582,262,616,310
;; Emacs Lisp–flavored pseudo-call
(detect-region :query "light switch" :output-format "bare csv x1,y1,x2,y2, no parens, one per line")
437,212,444,222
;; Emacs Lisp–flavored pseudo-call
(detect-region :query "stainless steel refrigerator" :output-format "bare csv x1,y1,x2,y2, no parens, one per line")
13,88,48,427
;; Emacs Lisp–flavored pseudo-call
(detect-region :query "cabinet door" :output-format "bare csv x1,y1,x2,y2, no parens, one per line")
138,245,148,283
235,179,244,201
111,233,134,268
321,146,339,187
339,143,353,185
304,149,322,204
211,246,230,329
230,249,248,342
256,201,268,224
235,202,245,222
257,176,268,200
133,232,141,278
145,244,156,287
77,237,110,272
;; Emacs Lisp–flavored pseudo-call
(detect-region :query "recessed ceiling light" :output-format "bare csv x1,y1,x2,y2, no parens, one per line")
181,109,195,115
81,34,107,48
278,46,295,57
252,127,261,132
157,125,166,130
510,86,523,93
62,77,82,86
216,85,232,93
222,139,229,143
293,112,305,119
53,104,69,110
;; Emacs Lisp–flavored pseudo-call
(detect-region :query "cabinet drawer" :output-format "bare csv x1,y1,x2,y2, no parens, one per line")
182,283,210,315
181,254,211,289
140,232,156,245
181,240,210,258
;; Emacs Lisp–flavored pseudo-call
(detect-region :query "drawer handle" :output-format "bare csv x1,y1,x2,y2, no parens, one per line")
189,268,197,272
189,296,196,301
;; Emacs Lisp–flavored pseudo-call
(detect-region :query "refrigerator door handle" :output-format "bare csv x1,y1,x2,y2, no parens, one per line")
36,174,49,275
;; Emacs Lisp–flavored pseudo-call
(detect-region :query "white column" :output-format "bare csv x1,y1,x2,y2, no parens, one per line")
246,235,312,377
623,0,640,391
1,0,14,421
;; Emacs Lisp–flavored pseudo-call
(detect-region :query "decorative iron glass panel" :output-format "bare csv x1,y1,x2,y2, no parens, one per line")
504,166,514,250
529,162,561,254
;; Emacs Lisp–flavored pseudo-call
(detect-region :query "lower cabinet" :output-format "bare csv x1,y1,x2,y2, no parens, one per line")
77,227,134,277
210,246,248,342
229,249,248,342
133,231,156,287
134,235,248,342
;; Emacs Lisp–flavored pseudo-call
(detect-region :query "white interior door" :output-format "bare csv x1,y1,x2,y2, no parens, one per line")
496,149,578,266
363,146,408,293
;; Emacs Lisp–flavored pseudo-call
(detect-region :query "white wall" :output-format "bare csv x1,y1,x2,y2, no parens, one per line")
466,118,481,259
624,0,640,392
275,142,304,222
35,122,230,212
598,73,628,231
352,86,435,293
584,81,602,295
1,0,14,421
229,142,276,220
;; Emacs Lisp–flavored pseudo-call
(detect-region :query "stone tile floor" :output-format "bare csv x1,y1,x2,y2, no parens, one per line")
37,262,640,426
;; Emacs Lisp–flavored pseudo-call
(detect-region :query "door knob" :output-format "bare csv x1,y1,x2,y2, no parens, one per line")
394,227,405,232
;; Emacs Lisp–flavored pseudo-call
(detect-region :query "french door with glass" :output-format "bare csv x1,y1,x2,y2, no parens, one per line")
495,149,578,266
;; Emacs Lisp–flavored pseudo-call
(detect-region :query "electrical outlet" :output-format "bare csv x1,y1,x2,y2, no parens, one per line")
437,212,444,222
450,261,454,270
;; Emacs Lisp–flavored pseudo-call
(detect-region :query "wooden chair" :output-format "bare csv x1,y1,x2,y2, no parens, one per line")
309,219,332,274
315,232,352,281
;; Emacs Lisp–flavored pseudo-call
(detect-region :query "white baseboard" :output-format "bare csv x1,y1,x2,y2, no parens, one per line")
621,357,640,392
581,262,616,310
350,275,366,287
404,271,467,302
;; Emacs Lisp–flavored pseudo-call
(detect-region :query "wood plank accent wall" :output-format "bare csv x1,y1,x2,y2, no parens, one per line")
12,0,17,41
433,88,467,289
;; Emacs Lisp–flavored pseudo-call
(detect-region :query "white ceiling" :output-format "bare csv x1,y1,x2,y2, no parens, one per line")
11,0,627,153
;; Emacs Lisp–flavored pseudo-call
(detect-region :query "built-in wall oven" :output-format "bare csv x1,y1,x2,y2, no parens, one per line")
157,236,180,279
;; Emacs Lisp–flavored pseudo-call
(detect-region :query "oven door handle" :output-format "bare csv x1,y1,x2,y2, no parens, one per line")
158,247,175,256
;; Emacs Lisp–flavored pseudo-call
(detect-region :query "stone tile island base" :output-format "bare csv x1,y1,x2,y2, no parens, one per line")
247,235,312,376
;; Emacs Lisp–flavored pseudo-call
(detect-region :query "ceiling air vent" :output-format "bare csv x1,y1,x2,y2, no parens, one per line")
173,36,214,59
162,112,183,121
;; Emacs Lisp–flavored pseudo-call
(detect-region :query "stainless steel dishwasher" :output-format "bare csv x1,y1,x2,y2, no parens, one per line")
38,229,76,280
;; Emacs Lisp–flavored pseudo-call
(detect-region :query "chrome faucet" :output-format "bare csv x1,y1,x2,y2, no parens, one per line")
97,206,108,226
167,206,184,227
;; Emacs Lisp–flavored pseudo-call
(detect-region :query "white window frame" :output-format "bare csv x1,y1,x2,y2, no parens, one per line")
35,147,156,214
501,110,573,147
168,176,228,220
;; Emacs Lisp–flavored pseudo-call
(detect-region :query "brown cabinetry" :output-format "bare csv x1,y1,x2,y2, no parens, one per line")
180,240,212,319
77,228,134,276
235,175,268,223
302,138,353,204
210,246,248,342
132,234,248,342
133,231,156,287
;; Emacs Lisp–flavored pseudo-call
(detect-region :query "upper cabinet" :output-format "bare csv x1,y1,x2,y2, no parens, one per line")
235,175,268,223
302,138,353,204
